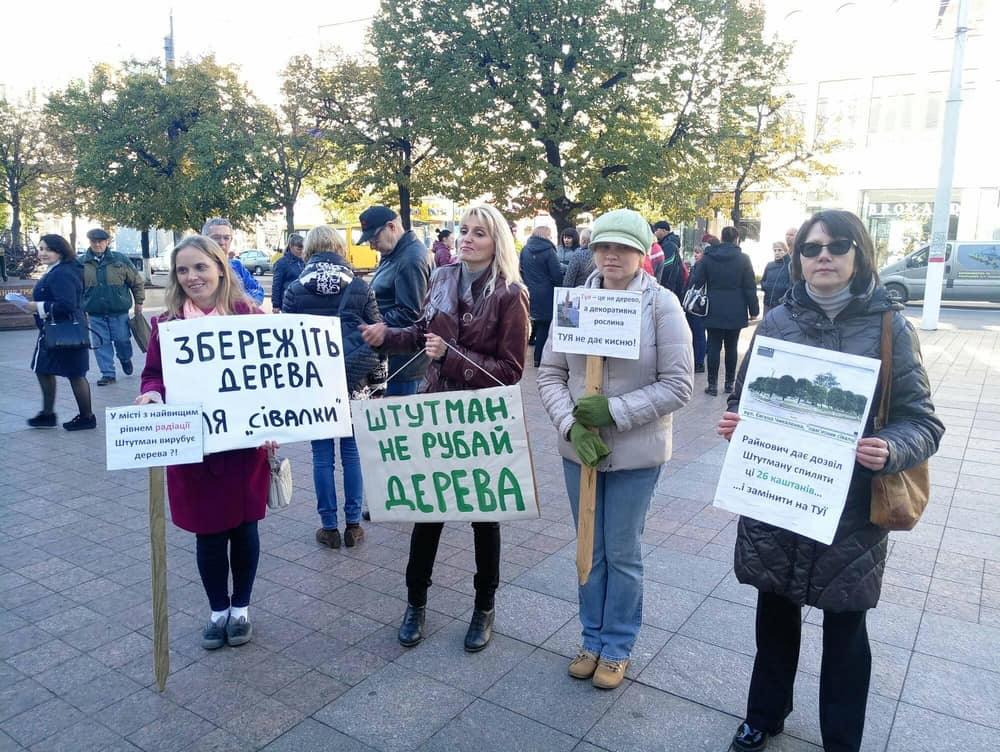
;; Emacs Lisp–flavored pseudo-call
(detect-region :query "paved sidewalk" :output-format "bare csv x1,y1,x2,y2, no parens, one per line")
1,318,997,752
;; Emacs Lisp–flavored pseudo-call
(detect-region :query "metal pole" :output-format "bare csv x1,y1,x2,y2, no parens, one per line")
921,0,969,330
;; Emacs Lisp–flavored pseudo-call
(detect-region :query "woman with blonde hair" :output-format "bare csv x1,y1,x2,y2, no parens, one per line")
360,204,529,653
283,225,387,549
137,235,277,649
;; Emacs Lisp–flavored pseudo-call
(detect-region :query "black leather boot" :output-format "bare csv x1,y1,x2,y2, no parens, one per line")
464,609,495,652
398,605,425,647
704,383,718,396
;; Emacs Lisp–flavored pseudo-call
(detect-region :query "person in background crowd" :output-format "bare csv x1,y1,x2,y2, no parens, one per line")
785,225,798,257
360,204,529,653
718,210,944,752
538,208,693,690
80,228,144,386
360,205,430,396
137,235,277,649
655,230,687,301
702,233,720,247
432,229,453,268
0,239,8,282
690,226,758,396
202,218,265,306
270,234,305,312
556,227,580,275
24,234,96,431
760,239,792,315
579,227,591,250
564,238,596,288
519,226,562,367
684,243,708,373
283,225,387,550
651,220,680,278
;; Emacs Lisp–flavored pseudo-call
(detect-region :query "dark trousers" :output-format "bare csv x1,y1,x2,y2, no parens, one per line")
706,327,741,386
747,592,871,752
195,521,260,611
686,313,706,367
0,255,7,281
531,319,551,366
406,522,500,611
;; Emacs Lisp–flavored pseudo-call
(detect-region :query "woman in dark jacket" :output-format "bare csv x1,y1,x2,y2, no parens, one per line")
717,210,944,752
432,229,453,268
519,227,562,367
361,204,529,654
137,235,277,650
760,239,791,314
270,234,305,312
690,226,759,395
282,225,387,550
25,234,96,431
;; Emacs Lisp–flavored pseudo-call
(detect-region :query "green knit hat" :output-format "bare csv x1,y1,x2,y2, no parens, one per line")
589,209,654,255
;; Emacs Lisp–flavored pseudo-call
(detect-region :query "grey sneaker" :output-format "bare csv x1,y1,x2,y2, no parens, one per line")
226,616,253,647
201,618,227,650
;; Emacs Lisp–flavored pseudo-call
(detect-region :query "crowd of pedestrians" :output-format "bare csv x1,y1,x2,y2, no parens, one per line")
18,204,942,752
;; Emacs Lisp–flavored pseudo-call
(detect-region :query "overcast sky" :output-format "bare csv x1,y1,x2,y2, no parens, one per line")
2,0,379,104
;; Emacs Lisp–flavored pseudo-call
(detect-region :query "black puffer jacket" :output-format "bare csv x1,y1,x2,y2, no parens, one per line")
690,242,759,329
282,252,388,398
728,282,944,611
519,235,562,320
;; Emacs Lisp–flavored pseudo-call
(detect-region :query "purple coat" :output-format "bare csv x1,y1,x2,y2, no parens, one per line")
140,306,269,535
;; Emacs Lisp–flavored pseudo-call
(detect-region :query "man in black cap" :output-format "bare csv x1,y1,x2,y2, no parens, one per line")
652,221,687,301
81,228,144,385
360,205,430,396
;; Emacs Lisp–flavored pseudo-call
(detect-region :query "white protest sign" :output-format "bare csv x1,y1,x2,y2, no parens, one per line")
551,287,642,360
713,336,880,544
105,404,203,470
159,314,352,453
352,385,539,522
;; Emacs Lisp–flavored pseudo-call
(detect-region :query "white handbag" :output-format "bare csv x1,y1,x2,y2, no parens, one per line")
267,451,292,510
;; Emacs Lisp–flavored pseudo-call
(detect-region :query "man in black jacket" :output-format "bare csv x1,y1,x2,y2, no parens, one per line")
519,226,562,367
360,205,430,396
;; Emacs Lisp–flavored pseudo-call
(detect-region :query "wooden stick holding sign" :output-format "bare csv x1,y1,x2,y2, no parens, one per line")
576,355,604,585
148,467,169,691
105,403,204,692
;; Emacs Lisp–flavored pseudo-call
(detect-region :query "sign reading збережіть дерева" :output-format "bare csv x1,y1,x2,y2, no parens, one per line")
713,336,880,545
551,287,642,360
352,385,540,522
159,314,352,453
105,404,203,470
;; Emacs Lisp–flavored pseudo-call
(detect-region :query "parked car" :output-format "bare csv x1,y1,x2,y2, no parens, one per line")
879,241,1000,303
238,250,272,275
149,254,171,273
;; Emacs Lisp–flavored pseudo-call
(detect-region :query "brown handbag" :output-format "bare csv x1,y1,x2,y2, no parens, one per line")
869,311,930,530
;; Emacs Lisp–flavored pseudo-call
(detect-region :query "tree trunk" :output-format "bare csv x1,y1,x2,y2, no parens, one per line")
398,182,412,230
140,228,152,284
548,197,576,237
731,188,743,225
10,199,22,252
69,209,78,251
284,203,295,237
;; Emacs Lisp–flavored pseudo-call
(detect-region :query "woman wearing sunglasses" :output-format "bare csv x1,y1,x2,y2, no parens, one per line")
717,210,943,752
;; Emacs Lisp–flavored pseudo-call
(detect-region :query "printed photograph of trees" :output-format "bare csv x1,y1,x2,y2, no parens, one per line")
746,370,869,422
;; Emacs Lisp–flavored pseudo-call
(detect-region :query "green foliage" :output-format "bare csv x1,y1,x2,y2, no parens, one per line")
46,58,276,234
0,100,51,250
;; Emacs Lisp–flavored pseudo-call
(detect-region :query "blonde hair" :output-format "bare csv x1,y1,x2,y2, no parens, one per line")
303,225,347,259
164,235,249,318
460,204,521,296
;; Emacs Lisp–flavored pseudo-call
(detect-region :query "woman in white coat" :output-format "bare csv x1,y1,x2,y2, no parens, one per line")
537,208,693,689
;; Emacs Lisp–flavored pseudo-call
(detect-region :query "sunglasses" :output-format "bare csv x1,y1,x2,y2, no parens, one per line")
799,239,854,258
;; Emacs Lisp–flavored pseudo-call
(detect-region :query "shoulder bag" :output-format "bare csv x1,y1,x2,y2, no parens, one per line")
267,449,293,510
869,310,930,530
682,283,708,317
44,311,91,350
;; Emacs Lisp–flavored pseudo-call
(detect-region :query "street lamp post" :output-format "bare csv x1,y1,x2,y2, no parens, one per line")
921,0,969,330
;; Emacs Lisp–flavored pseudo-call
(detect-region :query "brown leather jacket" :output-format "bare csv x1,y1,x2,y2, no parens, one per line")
383,264,529,392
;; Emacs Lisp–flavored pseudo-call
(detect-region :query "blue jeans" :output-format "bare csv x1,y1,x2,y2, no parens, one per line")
686,312,706,367
89,313,132,378
311,435,363,529
386,379,420,396
563,458,661,661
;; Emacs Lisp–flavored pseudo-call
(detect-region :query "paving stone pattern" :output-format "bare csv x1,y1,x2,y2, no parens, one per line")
0,319,997,751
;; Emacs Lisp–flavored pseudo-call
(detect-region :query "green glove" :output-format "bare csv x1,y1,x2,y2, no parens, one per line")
570,422,611,467
573,394,615,429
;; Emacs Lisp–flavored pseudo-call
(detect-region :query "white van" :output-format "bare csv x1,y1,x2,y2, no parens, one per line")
878,242,1000,303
